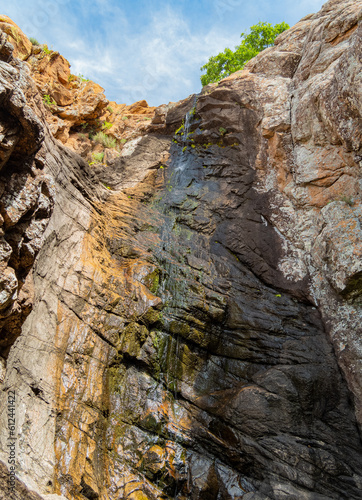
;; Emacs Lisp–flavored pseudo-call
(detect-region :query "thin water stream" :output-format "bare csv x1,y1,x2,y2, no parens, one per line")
151,104,200,499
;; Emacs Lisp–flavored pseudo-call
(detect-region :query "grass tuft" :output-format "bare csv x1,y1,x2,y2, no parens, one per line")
93,152,105,163
92,131,117,149
29,37,39,46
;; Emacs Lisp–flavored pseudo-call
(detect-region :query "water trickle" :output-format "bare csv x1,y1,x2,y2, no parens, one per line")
140,101,202,498
183,109,193,140
175,100,197,175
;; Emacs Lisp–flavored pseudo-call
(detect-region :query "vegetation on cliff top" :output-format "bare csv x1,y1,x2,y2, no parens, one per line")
200,21,289,86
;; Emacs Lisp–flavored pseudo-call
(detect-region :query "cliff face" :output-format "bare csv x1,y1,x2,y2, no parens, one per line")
0,1,362,499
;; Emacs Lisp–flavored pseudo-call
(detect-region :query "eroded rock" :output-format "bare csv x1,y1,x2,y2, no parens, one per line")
0,1,362,499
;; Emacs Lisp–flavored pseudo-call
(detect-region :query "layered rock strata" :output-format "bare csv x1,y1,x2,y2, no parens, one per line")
0,1,362,499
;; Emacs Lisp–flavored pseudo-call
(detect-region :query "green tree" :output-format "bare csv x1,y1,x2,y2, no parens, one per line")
200,21,289,86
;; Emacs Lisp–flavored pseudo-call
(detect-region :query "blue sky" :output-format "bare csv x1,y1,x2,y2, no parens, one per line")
3,0,325,106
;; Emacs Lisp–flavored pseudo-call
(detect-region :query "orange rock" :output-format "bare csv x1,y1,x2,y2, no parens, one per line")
33,51,71,86
128,99,150,114
51,83,74,106
0,15,32,60
57,81,108,124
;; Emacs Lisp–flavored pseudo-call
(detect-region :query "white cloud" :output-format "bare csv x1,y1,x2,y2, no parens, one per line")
57,4,237,105
2,0,327,106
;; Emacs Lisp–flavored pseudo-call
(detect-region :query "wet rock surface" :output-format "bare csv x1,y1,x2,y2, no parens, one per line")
0,0,362,499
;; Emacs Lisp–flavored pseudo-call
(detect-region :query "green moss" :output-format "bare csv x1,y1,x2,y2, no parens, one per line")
108,365,124,393
142,307,162,325
170,321,190,337
143,269,160,294
152,331,160,350
157,333,168,361
141,413,164,435
175,120,185,135
118,322,149,357
150,272,160,293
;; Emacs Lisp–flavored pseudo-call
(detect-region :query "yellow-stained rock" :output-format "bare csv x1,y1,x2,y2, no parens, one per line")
0,15,32,60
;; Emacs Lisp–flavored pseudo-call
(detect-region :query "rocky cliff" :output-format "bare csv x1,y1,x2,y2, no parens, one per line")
0,1,362,499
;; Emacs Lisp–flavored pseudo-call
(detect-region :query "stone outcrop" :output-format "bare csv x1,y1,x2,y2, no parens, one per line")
1,17,156,162
0,1,362,499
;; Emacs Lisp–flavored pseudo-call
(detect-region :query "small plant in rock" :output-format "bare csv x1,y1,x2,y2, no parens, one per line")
29,37,39,46
92,131,117,149
43,94,56,107
68,74,77,83
339,195,354,206
120,138,127,144
122,116,129,120
102,121,113,130
93,152,105,163
219,127,227,135
107,106,114,113
77,73,90,82
77,133,87,140
42,44,52,55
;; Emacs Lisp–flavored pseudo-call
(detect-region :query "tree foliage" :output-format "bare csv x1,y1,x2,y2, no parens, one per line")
200,22,290,86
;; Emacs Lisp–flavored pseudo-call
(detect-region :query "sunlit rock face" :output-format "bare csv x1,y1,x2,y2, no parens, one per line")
0,0,362,499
